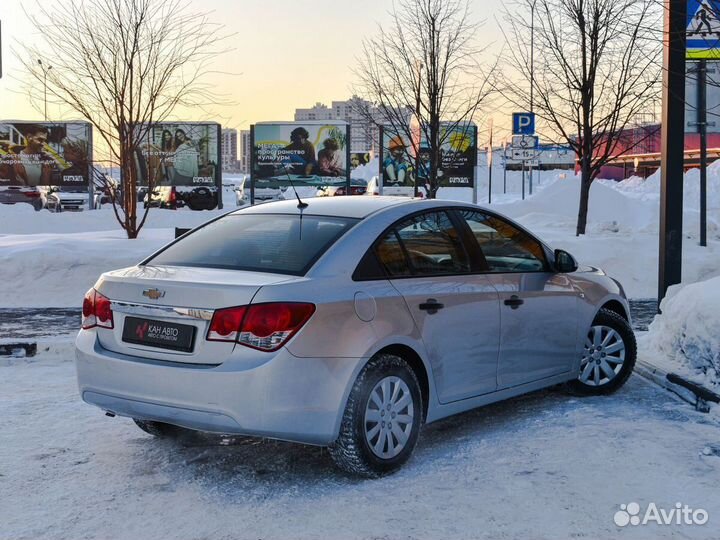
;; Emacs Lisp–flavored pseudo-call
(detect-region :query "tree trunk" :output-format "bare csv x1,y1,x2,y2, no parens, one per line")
119,139,139,240
576,163,592,236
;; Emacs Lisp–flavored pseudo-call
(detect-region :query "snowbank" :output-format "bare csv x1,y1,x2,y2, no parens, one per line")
640,277,720,389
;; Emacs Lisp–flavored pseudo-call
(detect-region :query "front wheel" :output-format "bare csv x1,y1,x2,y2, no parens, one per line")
329,353,423,477
568,308,637,395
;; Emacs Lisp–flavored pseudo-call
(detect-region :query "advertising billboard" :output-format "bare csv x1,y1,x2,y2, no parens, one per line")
0,121,92,188
252,122,350,195
380,126,415,188
350,151,371,172
134,122,220,188
436,122,477,188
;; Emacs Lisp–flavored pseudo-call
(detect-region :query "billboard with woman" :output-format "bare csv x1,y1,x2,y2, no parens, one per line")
0,121,92,188
134,122,220,188
252,122,350,184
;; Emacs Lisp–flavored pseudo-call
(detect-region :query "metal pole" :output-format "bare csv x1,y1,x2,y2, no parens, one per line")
44,70,47,121
487,120,493,204
529,163,533,195
530,0,536,113
699,59,708,247
658,0,686,305
503,143,507,194
521,161,526,200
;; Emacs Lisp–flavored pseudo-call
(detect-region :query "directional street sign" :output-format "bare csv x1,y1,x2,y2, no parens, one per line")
512,112,535,135
687,0,720,59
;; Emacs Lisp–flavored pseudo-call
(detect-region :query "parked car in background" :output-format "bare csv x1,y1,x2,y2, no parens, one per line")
316,179,368,197
41,186,89,212
76,197,636,478
365,176,420,198
145,185,219,210
0,186,43,210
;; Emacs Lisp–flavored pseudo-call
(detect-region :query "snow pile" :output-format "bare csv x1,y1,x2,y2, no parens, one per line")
641,276,720,388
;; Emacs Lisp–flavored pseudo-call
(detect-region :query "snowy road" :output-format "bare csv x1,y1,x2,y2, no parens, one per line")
2,346,719,540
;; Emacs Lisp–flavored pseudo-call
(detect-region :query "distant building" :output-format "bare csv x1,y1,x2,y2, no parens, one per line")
294,96,411,154
239,129,251,174
221,128,238,172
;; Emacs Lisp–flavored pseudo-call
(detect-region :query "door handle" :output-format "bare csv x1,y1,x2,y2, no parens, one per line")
504,295,524,309
419,299,444,314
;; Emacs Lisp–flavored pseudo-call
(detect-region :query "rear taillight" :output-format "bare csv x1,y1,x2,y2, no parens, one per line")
207,306,247,342
23,191,41,198
206,302,315,351
169,187,177,204
81,289,114,329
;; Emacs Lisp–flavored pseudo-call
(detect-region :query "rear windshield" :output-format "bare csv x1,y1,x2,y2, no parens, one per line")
146,213,358,275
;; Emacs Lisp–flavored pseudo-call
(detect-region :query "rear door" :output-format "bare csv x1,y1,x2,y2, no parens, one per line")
376,210,500,403
455,209,579,389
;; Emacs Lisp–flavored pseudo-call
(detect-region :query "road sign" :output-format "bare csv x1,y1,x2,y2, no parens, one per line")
512,112,535,135
687,0,720,59
511,134,538,149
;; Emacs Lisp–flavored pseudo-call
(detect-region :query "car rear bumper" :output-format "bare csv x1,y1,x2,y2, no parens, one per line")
75,329,364,445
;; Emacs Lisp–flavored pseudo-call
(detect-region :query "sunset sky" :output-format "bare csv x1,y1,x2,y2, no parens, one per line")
0,0,509,139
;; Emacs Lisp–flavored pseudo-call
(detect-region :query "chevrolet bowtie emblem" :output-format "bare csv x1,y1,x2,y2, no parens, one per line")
142,288,165,300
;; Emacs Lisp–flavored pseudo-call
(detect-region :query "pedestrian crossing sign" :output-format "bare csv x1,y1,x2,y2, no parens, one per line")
687,0,720,59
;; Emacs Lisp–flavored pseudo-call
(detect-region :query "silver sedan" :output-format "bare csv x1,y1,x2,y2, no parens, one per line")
75,197,636,477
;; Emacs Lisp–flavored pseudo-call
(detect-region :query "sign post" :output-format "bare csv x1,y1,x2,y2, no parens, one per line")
658,0,687,305
511,113,537,200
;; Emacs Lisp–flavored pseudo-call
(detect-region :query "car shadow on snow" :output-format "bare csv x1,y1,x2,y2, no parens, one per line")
127,376,688,499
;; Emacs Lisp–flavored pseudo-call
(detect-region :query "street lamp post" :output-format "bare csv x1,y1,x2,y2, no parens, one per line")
37,59,52,121
529,0,537,195
414,60,423,199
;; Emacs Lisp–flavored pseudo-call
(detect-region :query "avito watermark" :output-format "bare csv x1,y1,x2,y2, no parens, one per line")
614,502,709,527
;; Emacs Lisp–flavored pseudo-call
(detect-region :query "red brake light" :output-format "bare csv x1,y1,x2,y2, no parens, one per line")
206,302,315,351
207,306,247,342
81,289,114,329
23,191,41,198
169,187,177,204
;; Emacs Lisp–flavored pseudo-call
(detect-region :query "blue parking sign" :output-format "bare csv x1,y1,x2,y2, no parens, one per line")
512,113,535,135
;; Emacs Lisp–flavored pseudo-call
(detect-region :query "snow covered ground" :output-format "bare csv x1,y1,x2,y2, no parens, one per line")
1,340,719,540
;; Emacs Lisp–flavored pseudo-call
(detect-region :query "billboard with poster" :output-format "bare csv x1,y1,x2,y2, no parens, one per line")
0,121,92,188
350,151,371,172
416,122,477,188
134,122,220,188
380,126,415,189
252,122,350,189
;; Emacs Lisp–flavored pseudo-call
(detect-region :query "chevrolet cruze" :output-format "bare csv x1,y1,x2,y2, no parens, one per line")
76,197,636,477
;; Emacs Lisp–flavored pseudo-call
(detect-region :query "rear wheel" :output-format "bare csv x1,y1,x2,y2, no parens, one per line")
329,353,423,477
133,419,188,438
568,308,636,395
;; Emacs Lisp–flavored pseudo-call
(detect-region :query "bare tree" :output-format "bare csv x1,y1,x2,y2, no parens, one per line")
502,0,661,235
355,0,495,199
17,0,229,238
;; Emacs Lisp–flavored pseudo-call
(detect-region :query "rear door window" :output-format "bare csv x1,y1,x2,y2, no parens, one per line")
373,210,470,277
147,213,357,275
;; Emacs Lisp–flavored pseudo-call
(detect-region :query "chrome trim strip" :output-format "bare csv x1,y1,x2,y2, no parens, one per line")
110,301,213,321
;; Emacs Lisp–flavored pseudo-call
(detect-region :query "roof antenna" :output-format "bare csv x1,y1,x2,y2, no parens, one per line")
283,164,308,209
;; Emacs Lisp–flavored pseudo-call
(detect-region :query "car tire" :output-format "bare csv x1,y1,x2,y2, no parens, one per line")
329,353,423,478
133,418,189,438
568,308,637,396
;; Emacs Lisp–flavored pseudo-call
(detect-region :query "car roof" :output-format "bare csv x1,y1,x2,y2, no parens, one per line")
234,196,421,219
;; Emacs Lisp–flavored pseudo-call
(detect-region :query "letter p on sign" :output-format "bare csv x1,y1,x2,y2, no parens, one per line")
513,113,535,135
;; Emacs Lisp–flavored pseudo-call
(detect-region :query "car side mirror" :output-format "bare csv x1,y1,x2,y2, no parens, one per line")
554,249,578,273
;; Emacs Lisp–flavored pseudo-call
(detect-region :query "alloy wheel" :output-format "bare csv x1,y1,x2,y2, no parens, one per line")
579,325,626,386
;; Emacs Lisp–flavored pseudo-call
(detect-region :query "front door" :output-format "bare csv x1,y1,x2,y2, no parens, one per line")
456,209,579,389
